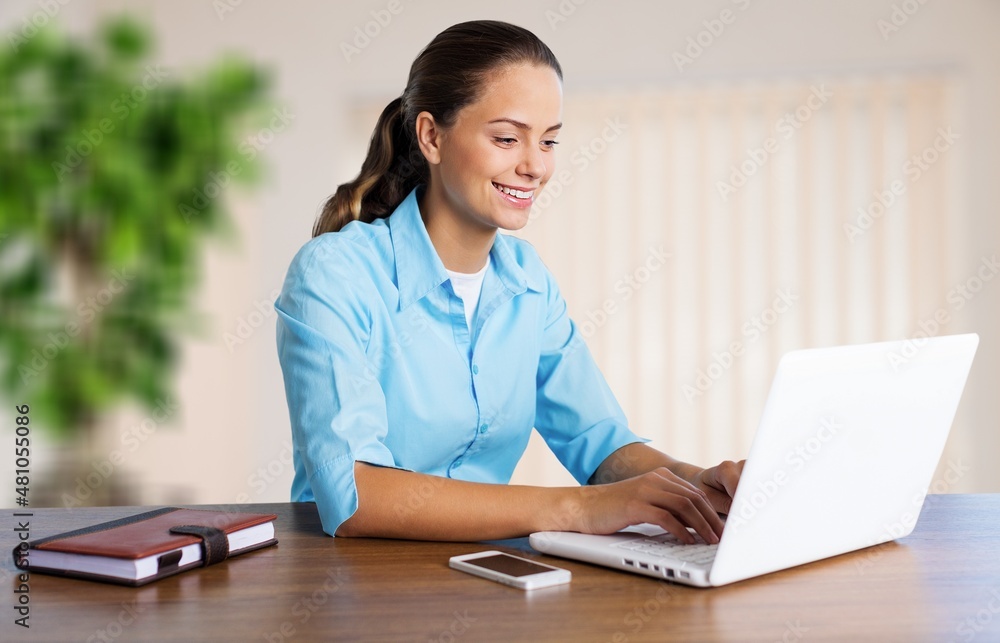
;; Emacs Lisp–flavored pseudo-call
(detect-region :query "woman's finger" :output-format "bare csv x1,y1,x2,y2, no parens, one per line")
645,478,723,543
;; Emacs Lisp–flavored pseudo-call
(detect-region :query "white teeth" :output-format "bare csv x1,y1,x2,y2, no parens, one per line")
493,183,534,199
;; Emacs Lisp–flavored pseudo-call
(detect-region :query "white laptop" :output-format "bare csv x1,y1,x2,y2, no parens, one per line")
530,333,979,587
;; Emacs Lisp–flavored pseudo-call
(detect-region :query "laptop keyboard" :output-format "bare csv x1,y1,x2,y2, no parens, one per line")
613,532,718,566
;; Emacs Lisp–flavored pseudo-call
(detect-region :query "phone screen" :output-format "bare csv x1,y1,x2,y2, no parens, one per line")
465,554,553,577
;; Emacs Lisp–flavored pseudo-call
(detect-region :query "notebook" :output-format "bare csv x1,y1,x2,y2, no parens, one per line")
530,333,979,587
12,507,278,586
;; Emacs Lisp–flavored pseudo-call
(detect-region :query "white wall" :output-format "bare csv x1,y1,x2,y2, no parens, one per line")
1,0,997,505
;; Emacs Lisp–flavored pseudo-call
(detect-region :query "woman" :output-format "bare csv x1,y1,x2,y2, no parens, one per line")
276,20,743,543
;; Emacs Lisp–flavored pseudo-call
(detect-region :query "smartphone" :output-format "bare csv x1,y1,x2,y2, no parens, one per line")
449,550,571,590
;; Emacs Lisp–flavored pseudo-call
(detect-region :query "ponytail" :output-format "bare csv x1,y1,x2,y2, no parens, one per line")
313,20,562,238
312,96,426,236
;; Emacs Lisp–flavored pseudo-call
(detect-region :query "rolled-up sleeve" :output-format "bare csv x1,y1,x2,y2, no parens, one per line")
275,239,397,536
533,267,649,485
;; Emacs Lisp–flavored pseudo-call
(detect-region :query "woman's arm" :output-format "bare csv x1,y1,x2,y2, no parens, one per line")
336,459,727,544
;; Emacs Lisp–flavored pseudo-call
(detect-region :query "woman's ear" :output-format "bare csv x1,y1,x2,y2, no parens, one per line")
414,111,443,165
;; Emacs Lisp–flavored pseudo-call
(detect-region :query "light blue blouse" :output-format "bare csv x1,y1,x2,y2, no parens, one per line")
275,186,647,536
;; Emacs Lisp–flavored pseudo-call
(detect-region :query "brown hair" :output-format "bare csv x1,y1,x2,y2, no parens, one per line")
312,20,563,237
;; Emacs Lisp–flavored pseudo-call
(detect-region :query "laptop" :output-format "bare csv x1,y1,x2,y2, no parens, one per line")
529,333,979,587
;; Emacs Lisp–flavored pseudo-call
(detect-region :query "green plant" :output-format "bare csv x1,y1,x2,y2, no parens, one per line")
0,15,270,451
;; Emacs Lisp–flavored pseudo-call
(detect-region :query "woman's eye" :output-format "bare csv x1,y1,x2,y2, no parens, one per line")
493,137,560,148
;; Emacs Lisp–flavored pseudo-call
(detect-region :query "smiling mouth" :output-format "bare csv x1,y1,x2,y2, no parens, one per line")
492,182,535,200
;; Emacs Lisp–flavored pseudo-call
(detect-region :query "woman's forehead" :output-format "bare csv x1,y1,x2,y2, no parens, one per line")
458,64,563,127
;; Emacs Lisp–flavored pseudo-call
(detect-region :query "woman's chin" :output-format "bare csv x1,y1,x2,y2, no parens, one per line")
492,207,533,232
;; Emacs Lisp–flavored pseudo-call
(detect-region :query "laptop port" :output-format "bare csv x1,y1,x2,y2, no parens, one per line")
623,559,634,566
680,571,690,579
639,562,649,570
652,565,660,572
665,569,675,578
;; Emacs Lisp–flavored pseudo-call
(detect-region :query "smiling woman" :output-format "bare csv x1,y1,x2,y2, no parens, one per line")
274,20,744,543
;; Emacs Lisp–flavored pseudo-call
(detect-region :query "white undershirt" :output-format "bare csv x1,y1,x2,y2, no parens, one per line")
445,255,490,331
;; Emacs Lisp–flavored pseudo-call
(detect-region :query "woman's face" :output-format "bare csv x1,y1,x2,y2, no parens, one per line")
428,63,563,232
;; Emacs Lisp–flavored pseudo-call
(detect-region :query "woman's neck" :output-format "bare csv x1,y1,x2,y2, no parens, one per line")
418,184,496,273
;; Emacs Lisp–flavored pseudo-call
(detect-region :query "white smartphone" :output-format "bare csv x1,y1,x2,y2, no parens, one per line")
449,550,571,590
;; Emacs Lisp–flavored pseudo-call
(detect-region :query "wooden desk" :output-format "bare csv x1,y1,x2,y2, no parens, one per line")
3,494,999,642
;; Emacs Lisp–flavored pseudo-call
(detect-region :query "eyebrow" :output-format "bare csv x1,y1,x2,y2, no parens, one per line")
487,117,562,133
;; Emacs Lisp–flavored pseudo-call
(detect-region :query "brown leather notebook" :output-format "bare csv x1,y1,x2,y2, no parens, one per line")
12,507,278,586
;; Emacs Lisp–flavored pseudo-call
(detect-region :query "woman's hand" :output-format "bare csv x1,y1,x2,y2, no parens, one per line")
689,459,745,515
572,467,726,544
